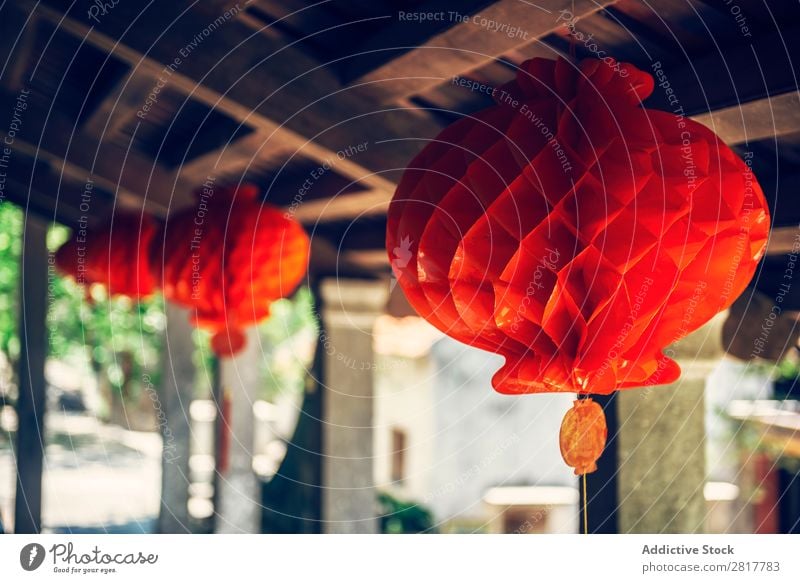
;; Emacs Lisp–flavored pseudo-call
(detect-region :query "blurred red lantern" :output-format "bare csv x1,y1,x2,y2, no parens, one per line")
151,183,310,357
55,211,157,298
387,57,769,474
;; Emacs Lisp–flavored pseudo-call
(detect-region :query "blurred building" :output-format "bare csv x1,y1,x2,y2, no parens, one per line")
373,317,576,532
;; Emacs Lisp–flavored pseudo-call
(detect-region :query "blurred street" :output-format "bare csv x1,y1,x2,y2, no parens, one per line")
0,412,160,533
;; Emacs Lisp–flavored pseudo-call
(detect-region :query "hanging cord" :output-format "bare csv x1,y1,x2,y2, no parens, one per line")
569,0,577,60
582,473,588,534
577,391,589,534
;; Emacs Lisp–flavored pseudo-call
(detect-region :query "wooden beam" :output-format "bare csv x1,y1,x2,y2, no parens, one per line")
14,215,48,534
342,249,391,270
562,6,673,66
242,0,342,35
2,170,98,229
178,130,289,183
647,27,800,115
0,4,39,91
80,71,155,139
290,189,390,224
692,91,800,146
342,0,617,103
767,227,800,256
0,90,192,215
609,0,736,56
32,0,436,196
1,142,116,222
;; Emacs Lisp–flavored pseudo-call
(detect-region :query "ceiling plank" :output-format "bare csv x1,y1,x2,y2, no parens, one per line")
0,90,192,215
342,0,618,103
27,1,799,225
290,189,390,224
32,0,440,197
0,4,39,91
80,71,155,139
646,26,800,115
651,27,800,147
767,226,800,256
692,91,800,145
4,178,96,229
0,151,112,227
178,130,289,183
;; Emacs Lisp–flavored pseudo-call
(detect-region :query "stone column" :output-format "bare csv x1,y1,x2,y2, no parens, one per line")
14,216,48,534
216,326,261,533
157,302,195,533
320,278,389,534
616,314,724,533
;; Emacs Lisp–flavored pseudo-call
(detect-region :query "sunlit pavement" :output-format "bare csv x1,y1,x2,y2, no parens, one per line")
0,412,161,533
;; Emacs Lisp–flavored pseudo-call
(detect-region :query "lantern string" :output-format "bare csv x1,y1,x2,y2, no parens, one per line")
569,0,576,60
582,473,588,534
576,390,588,534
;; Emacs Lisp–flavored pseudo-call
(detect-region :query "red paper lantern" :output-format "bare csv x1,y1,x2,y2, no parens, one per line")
55,211,157,298
152,183,310,357
387,57,769,473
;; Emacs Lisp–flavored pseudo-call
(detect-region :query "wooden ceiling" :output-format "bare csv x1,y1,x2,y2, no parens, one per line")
1,0,798,276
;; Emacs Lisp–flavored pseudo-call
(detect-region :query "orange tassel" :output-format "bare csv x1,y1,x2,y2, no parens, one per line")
559,398,607,475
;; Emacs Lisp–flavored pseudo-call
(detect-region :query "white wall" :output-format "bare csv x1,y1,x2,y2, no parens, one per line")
374,335,576,526
374,353,436,501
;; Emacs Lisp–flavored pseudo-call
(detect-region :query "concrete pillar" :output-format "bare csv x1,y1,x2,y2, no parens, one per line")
14,216,48,534
157,302,195,533
320,278,389,534
216,326,261,533
616,314,724,533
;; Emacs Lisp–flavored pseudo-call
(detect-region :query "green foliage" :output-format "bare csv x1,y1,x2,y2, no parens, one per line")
47,221,165,393
775,350,800,381
261,287,317,345
0,203,23,362
772,348,800,400
377,491,436,534
259,287,317,401
0,202,165,397
187,288,317,400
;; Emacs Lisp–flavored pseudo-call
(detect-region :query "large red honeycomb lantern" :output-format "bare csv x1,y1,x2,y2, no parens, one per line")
55,211,157,298
152,183,310,357
387,57,769,475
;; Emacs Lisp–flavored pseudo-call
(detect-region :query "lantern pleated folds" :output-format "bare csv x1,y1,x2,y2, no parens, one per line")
387,57,769,398
151,183,310,357
55,211,157,298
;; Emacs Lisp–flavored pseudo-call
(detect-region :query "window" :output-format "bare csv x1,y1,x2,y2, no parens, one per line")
390,428,407,484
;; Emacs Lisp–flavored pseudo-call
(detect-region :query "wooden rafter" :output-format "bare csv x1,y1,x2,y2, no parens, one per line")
1,167,92,228
178,130,289,183
32,0,439,196
0,4,39,91
646,27,800,115
290,189,390,224
80,71,156,139
342,0,618,103
654,24,800,144
0,90,193,215
767,227,800,256
19,0,800,226
693,91,800,146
